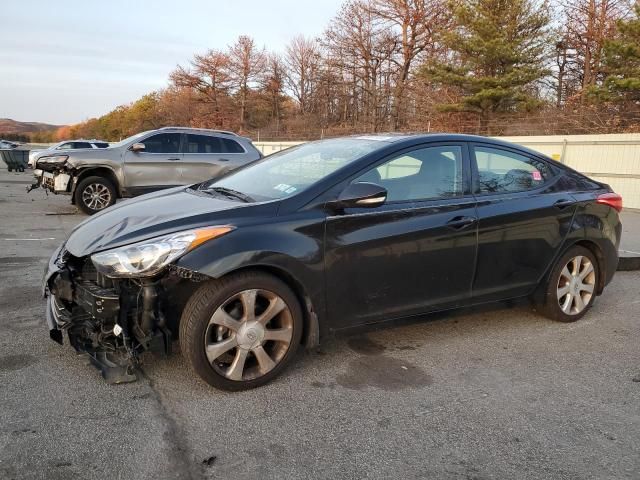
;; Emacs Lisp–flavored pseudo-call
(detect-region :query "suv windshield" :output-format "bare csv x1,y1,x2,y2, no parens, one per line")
200,138,383,201
109,131,153,149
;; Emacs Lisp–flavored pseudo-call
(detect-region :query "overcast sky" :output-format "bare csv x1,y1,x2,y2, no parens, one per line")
0,0,343,125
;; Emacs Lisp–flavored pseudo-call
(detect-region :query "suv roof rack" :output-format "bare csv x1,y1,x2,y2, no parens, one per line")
158,126,239,137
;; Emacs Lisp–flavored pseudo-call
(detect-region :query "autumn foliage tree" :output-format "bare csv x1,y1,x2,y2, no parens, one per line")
48,0,640,143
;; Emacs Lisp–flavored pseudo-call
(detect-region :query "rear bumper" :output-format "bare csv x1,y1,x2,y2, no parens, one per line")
603,220,622,287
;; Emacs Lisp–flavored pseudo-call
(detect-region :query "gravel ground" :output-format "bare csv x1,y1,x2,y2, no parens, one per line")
0,169,639,480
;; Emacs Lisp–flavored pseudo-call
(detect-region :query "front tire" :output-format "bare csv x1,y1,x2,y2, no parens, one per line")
74,176,116,215
179,271,303,391
535,246,599,322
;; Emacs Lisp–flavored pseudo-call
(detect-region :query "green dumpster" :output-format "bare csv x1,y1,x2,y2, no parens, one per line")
0,149,29,172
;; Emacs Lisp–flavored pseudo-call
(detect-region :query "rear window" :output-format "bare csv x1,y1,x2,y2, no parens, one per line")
221,138,244,153
185,134,245,154
474,146,552,194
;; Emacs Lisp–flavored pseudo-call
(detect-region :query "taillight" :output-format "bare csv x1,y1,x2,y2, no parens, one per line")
596,193,623,212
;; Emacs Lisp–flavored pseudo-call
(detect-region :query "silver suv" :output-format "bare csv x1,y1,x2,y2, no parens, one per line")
29,127,262,214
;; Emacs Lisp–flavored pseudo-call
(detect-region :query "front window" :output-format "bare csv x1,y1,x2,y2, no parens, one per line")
201,138,383,201
141,133,181,154
353,145,463,202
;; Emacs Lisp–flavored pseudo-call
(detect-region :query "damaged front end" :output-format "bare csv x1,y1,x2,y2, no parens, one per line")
43,226,233,383
44,248,202,384
27,156,73,195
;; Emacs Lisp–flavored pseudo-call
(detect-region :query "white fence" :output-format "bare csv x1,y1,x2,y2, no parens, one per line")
255,134,640,210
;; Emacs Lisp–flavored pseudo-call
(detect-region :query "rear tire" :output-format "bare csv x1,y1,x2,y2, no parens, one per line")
179,271,303,391
74,176,116,215
535,246,599,322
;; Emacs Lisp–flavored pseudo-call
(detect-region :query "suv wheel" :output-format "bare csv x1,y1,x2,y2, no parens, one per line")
179,271,303,391
535,245,599,322
75,176,116,215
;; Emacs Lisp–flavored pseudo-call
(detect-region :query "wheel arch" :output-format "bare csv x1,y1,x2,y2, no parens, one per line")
534,237,607,302
570,239,606,295
71,167,121,203
216,264,321,349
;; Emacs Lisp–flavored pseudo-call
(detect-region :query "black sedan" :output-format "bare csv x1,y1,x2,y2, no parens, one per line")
43,134,622,390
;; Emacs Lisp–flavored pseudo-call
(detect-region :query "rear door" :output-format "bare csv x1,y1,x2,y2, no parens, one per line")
122,133,183,193
181,134,251,184
470,144,577,301
182,134,232,184
325,143,478,328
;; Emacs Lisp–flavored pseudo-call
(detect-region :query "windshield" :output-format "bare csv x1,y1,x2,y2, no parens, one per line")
109,131,152,149
201,138,384,201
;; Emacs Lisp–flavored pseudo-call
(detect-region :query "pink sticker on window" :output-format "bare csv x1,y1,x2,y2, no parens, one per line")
532,170,542,181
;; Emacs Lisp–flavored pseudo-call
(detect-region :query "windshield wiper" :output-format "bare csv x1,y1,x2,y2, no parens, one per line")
204,186,254,203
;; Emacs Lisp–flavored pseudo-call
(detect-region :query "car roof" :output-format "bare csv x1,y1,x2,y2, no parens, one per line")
158,126,240,137
58,139,108,143
347,133,550,160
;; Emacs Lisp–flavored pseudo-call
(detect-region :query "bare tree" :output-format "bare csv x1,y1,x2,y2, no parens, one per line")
323,0,398,130
284,36,322,115
170,49,233,126
559,0,631,99
370,0,450,128
262,54,287,135
228,36,267,130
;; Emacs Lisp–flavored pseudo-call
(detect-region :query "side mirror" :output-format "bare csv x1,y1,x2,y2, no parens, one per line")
131,143,146,153
329,182,387,210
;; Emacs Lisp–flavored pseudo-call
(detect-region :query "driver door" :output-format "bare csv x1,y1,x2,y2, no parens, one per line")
324,143,478,329
122,133,183,194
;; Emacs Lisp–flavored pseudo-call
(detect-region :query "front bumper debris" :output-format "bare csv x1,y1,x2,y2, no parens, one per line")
27,169,72,195
42,247,178,384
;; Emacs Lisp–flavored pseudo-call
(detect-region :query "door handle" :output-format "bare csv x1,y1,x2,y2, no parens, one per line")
554,199,574,209
218,158,230,162
167,158,180,161
446,216,477,230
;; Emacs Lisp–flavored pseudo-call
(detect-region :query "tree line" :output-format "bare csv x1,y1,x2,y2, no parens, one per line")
38,0,640,143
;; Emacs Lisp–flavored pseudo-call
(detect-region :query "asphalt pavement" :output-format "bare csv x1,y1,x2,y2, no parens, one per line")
1,169,639,480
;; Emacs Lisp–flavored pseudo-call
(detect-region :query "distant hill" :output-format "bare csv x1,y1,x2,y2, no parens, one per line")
0,118,61,134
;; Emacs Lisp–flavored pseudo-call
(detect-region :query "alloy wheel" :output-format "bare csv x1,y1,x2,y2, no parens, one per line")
204,289,294,381
556,255,596,315
81,183,111,211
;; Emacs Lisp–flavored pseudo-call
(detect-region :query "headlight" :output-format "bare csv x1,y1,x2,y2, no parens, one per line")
91,226,234,278
38,155,68,164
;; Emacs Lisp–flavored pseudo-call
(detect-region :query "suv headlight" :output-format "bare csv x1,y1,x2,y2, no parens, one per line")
38,155,69,164
91,226,234,278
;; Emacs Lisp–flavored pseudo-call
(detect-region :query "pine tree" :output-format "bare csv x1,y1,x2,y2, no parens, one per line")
595,3,640,103
422,0,550,133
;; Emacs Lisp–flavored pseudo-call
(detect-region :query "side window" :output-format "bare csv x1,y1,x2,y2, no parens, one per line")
57,143,73,149
220,138,244,153
94,142,109,148
185,134,223,154
74,142,92,149
142,133,181,154
353,145,463,202
474,146,552,194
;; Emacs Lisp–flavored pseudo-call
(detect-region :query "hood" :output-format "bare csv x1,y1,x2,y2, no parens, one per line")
64,187,279,256
36,148,95,161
